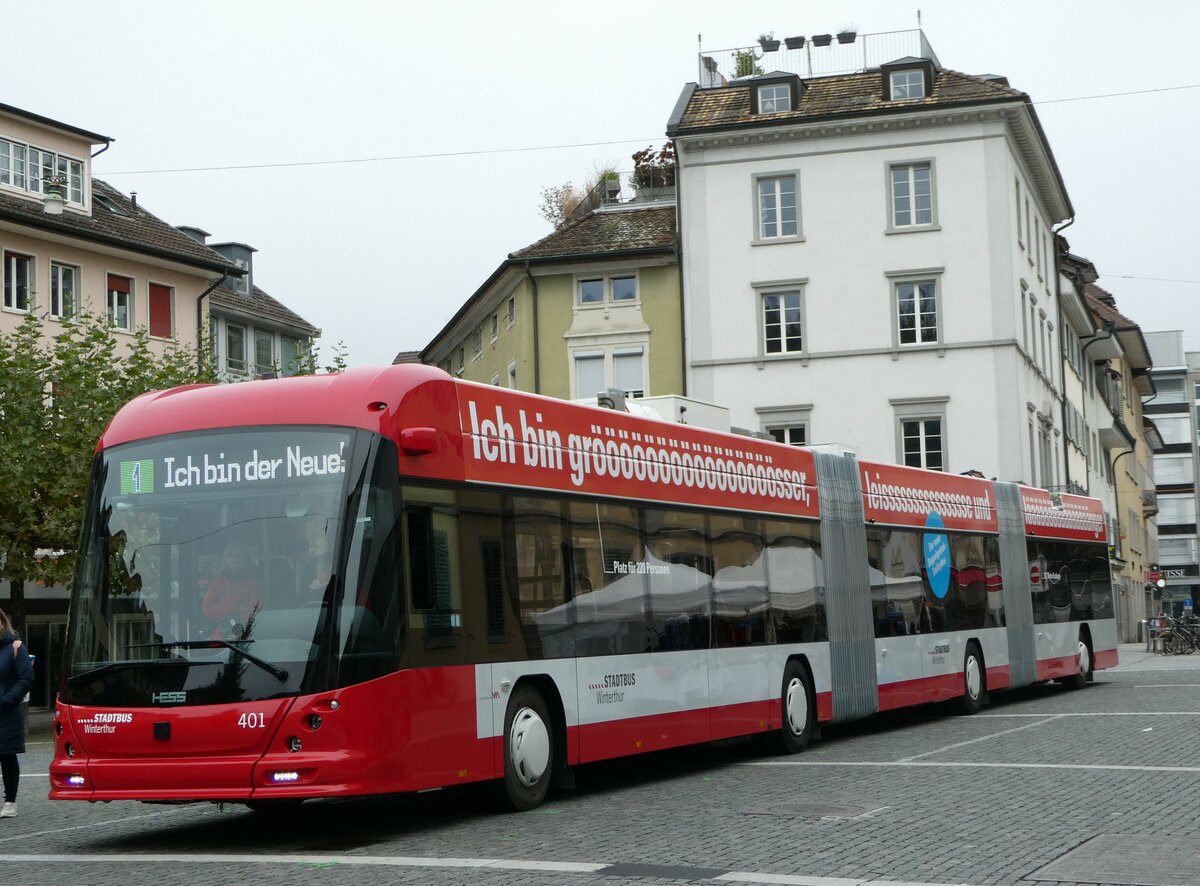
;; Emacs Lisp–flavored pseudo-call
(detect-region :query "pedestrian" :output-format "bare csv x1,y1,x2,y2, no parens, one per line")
0,607,34,819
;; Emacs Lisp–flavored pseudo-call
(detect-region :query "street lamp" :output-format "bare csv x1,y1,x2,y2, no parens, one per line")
42,174,67,215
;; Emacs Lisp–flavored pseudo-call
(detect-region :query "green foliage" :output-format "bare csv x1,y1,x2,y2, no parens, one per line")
630,142,677,189
0,311,211,592
733,48,764,78
289,339,350,376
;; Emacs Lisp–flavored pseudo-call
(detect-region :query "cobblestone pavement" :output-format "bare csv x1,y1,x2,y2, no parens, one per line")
3,643,1198,886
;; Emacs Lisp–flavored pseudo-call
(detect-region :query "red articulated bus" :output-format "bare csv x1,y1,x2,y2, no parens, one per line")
50,365,1115,811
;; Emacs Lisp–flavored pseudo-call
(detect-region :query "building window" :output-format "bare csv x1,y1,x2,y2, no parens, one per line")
767,425,806,446
255,331,275,375
455,347,465,375
491,373,500,386
0,138,84,205
577,274,637,305
895,279,938,345
1155,454,1194,485
107,273,132,331
281,337,305,376
50,262,78,319
508,360,517,389
490,313,499,342
613,348,645,398
756,174,799,240
757,83,791,113
889,69,925,99
575,352,605,398
506,295,516,326
471,328,483,355
147,283,173,338
901,417,944,470
889,162,934,228
573,346,646,399
3,251,32,312
762,290,803,354
226,323,246,373
233,257,250,295
1158,494,1197,526
1015,179,1024,248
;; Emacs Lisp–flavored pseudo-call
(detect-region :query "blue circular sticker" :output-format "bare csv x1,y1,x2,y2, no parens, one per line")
923,512,951,600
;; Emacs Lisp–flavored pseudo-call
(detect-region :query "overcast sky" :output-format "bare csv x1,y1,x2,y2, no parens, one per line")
7,0,1199,366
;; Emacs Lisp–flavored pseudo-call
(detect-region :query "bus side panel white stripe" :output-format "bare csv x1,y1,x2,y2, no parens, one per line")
474,664,494,741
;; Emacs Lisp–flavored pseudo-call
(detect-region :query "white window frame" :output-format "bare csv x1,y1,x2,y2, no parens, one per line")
889,68,925,99
753,172,802,243
490,313,499,342
757,83,791,114
759,287,805,357
254,329,276,376
225,322,247,374
471,328,483,356
0,137,85,207
49,261,78,319
233,257,250,295
893,397,948,472
756,404,812,446
506,294,516,327
575,272,639,307
1015,179,1024,249
107,273,134,332
570,344,648,399
3,251,33,313
887,160,937,231
886,269,943,348
507,359,517,389
766,424,806,446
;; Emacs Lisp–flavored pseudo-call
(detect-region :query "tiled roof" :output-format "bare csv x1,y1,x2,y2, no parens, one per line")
671,68,1023,133
510,205,676,260
1085,283,1139,330
0,179,238,274
209,284,320,337
392,350,423,364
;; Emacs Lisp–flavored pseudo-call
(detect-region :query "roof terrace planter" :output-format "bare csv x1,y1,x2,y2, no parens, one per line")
837,30,857,44
811,33,832,46
758,35,780,52
784,36,805,49
634,185,676,202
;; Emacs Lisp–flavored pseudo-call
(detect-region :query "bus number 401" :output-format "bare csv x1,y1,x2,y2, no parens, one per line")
238,712,266,728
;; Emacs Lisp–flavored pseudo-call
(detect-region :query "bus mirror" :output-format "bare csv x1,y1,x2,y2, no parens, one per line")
399,427,437,455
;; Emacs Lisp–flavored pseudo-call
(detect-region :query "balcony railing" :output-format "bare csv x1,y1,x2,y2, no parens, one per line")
697,28,938,88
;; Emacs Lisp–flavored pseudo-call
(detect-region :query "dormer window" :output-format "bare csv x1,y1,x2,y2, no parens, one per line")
234,257,250,294
758,83,792,114
890,69,925,99
750,74,802,115
0,138,85,206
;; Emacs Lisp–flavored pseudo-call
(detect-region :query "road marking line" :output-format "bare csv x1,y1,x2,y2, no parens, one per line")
1134,684,1200,688
745,761,1200,773
717,877,975,886
899,715,1060,761
0,808,193,844
979,711,1200,716
0,853,608,873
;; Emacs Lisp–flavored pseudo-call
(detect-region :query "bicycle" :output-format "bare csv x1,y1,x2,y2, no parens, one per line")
1159,615,1200,655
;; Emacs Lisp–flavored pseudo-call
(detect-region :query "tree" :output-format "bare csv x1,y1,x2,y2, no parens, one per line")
630,142,677,190
290,339,349,376
537,182,584,229
733,49,764,78
0,311,213,639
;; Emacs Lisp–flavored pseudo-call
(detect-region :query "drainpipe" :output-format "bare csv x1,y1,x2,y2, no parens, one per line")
196,274,230,373
1109,444,1136,560
674,173,686,397
1053,217,1076,491
523,260,540,394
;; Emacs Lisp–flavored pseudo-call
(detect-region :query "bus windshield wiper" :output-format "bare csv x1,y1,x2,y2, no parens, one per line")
67,657,192,687
126,640,289,682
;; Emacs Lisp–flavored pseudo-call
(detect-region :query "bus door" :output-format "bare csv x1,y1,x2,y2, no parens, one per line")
917,529,958,703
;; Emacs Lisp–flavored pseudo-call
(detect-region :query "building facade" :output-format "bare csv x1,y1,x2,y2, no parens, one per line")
1145,330,1197,616
669,34,1069,481
424,202,681,402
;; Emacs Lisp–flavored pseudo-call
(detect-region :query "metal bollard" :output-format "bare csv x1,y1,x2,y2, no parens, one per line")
1143,619,1150,652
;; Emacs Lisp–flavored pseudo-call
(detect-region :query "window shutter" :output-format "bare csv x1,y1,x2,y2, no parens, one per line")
148,284,172,337
107,274,130,293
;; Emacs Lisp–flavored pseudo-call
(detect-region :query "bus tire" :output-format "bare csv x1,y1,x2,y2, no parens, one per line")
1063,633,1092,690
771,660,813,754
500,684,553,811
959,642,985,715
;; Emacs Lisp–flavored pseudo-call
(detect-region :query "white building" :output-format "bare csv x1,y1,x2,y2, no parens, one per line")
668,34,1070,485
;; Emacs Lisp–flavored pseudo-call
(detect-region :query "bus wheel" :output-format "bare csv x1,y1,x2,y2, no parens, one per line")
500,685,553,811
959,642,985,715
1063,633,1092,690
771,661,813,754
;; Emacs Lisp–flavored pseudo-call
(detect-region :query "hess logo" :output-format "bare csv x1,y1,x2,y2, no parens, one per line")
152,691,187,705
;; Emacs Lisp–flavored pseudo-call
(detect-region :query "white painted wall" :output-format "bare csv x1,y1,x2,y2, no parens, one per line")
678,110,1063,484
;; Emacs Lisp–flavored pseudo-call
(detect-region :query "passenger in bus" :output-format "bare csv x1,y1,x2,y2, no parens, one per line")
202,542,264,638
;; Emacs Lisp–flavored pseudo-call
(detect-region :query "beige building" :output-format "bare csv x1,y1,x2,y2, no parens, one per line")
423,201,681,402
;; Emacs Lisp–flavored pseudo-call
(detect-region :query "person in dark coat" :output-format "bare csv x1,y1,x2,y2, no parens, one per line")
0,608,34,819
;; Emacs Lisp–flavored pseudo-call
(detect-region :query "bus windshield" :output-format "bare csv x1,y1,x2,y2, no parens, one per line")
62,427,401,707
